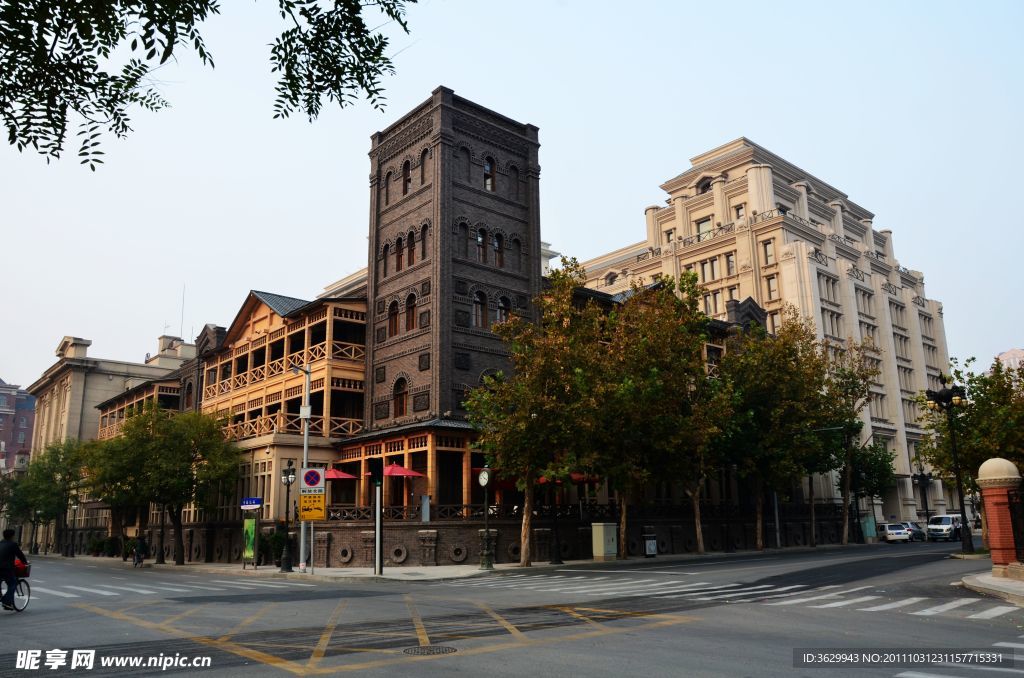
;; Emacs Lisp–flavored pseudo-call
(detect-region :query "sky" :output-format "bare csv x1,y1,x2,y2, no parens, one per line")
2,0,1022,389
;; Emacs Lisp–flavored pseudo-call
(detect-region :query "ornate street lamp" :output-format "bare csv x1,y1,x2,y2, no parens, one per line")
925,375,974,554
280,460,297,572
478,465,493,570
912,465,933,525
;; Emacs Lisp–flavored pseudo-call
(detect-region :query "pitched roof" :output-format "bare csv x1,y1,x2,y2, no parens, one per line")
251,290,310,317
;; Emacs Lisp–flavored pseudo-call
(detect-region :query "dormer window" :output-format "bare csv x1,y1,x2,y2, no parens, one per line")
697,178,712,194
605,272,618,286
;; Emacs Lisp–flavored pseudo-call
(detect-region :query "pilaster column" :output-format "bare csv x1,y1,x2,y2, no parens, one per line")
673,197,690,239
791,181,810,220
745,164,775,215
711,176,728,225
977,458,1022,576
644,206,660,248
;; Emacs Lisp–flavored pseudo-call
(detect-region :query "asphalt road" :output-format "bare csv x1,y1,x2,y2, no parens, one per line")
0,541,1016,678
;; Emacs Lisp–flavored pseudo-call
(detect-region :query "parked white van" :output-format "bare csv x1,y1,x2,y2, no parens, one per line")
926,515,964,541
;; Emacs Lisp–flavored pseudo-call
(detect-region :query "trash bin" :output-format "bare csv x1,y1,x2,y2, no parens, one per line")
643,533,657,558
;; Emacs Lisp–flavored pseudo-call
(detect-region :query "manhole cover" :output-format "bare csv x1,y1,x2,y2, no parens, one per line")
403,646,457,656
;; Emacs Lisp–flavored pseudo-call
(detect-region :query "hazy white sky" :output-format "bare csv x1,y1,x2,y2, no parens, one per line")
2,0,1022,389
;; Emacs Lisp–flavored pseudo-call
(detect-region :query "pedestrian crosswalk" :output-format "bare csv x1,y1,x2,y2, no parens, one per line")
436,574,1019,622
22,578,321,601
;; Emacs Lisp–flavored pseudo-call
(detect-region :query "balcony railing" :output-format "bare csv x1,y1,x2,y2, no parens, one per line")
331,341,365,361
223,412,364,441
681,222,734,247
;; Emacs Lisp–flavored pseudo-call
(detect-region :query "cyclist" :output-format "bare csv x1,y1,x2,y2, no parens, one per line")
0,528,28,611
133,536,148,567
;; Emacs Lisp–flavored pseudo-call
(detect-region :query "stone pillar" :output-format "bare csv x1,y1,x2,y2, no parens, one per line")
745,164,775,215
673,196,690,239
645,206,660,248
976,457,1021,576
711,176,728,225
791,181,810,220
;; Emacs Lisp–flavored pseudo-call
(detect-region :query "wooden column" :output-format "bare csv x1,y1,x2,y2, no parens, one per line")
359,455,367,507
462,444,472,515
403,448,411,507
427,434,438,504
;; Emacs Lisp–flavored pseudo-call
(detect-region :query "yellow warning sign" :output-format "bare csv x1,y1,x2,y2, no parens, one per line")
299,493,326,521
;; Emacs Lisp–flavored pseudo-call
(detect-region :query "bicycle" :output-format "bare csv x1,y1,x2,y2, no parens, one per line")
1,577,30,612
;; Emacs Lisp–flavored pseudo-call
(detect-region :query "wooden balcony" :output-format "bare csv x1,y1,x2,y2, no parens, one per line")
223,412,364,441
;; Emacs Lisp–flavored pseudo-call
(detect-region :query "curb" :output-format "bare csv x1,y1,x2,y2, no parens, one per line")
962,574,1024,607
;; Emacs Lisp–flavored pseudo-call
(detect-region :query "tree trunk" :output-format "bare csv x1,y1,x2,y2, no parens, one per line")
755,479,764,551
618,494,629,559
689,489,705,555
119,512,129,561
171,505,186,565
808,473,816,548
841,462,852,545
519,478,533,567
156,504,166,564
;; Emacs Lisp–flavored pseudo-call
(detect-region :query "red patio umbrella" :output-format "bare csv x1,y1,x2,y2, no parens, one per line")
384,463,424,477
325,468,357,480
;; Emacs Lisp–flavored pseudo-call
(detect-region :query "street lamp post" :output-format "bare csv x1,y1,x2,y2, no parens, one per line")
280,460,297,572
926,376,974,554
913,466,933,524
31,510,41,555
478,466,493,570
291,364,312,571
69,498,79,558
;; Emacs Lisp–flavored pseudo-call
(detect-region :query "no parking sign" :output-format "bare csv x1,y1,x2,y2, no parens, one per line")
299,467,326,521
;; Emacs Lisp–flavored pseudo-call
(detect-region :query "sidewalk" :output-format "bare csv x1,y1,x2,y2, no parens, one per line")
963,573,1024,606
35,542,874,584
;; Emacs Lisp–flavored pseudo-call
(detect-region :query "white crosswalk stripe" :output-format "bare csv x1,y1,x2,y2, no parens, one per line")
968,606,1018,620
63,586,118,596
733,585,840,603
144,585,193,593
692,584,790,601
910,599,976,616
656,584,746,599
765,585,872,606
96,584,159,595
156,582,226,591
809,595,881,609
28,586,80,598
858,597,928,611
210,579,290,589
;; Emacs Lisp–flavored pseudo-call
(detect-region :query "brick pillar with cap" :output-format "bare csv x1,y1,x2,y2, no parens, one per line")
976,457,1021,577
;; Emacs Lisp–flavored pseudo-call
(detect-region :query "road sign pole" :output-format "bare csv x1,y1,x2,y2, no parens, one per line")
374,482,383,576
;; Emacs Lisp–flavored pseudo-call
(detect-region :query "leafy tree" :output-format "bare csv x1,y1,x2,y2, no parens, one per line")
83,433,152,557
847,439,896,517
593,274,727,556
0,473,14,519
120,406,238,565
819,339,879,545
716,306,828,550
1,0,415,168
917,358,1024,537
10,439,86,553
466,259,606,566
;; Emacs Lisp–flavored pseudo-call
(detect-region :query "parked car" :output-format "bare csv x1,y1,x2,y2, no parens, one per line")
900,521,926,541
881,523,911,543
927,515,964,541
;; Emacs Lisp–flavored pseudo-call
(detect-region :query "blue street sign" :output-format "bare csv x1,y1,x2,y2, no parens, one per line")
241,497,263,511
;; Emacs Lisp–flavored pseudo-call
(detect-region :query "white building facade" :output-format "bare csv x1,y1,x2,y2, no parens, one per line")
581,138,953,522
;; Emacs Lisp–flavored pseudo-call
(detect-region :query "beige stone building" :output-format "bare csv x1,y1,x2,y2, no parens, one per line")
580,138,952,523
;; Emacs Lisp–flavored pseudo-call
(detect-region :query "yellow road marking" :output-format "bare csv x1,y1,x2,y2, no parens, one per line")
308,599,349,668
305,611,699,674
218,602,277,641
404,595,430,646
554,606,604,629
74,602,310,675
161,604,206,626
476,602,527,641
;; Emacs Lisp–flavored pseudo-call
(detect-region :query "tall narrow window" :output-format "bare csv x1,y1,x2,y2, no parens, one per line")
407,231,416,266
497,297,511,324
696,218,713,241
402,160,411,195
493,233,504,268
766,275,779,300
388,302,399,338
763,239,776,265
511,238,521,271
484,157,495,192
382,244,390,277
420,148,429,184
421,224,429,259
457,223,468,258
384,172,391,205
473,292,488,329
405,294,417,331
725,252,736,276
393,378,408,417
476,228,487,263
395,237,404,272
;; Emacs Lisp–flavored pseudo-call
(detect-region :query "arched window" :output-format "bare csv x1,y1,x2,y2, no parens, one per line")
605,272,618,286
402,160,412,195
420,148,429,185
473,292,488,329
405,294,417,331
384,172,391,205
421,224,429,260
492,233,504,268
697,178,712,194
511,238,522,272
393,378,408,417
483,156,495,192
388,301,399,338
407,231,416,266
476,228,487,263
497,297,511,324
184,382,194,410
395,236,404,272
382,244,390,277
